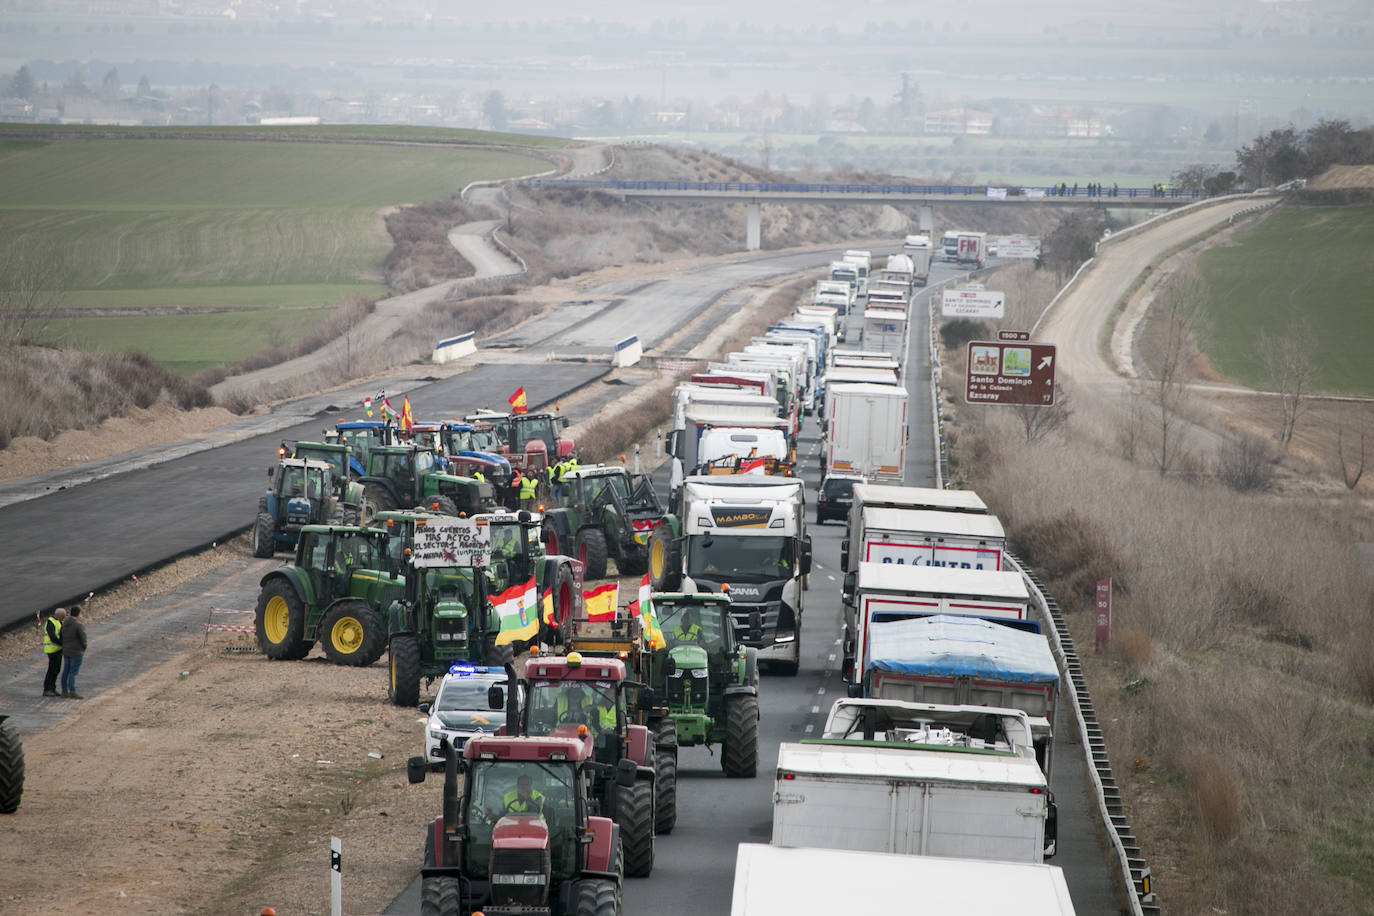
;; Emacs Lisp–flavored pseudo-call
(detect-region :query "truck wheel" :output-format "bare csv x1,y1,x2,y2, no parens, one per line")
648,527,680,591
252,512,276,558
0,717,24,814
361,482,399,525
420,495,458,516
615,779,655,878
482,634,515,668
388,636,422,707
419,876,461,916
654,744,677,835
571,879,619,916
320,601,386,666
722,694,760,778
255,580,312,660
576,528,609,580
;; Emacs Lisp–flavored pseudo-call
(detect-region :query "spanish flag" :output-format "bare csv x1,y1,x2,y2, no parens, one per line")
400,393,415,434
508,386,528,415
583,582,618,622
541,586,555,626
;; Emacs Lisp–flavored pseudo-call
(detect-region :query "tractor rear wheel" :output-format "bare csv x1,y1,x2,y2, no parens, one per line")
543,563,576,647
388,636,421,707
653,719,678,835
542,523,562,558
320,602,386,666
361,482,399,524
251,512,276,558
571,878,619,916
722,694,760,778
648,526,680,591
618,547,648,577
576,528,609,580
0,717,24,814
419,876,461,916
420,494,458,516
255,580,311,660
615,779,655,878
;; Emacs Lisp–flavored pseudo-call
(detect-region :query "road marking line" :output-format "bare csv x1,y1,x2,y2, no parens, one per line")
828,653,836,662
816,687,826,696
804,724,814,734
811,705,820,714
827,574,835,581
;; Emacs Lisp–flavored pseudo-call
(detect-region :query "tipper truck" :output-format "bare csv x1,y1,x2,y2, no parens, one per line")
648,475,811,675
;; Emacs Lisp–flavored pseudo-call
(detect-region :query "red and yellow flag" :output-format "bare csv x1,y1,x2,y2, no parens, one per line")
400,393,415,434
508,386,528,415
583,582,618,622
541,586,554,626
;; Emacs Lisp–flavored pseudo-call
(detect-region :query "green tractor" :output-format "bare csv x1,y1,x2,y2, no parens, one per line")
540,465,664,579
254,524,405,666
374,511,515,708
358,444,496,523
477,509,582,647
649,592,760,778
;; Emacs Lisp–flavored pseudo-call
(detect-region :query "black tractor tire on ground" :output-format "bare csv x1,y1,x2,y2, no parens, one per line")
482,634,516,668
722,694,760,778
648,526,681,592
0,718,24,814
420,876,461,916
388,635,422,707
361,482,400,524
654,746,678,835
258,494,269,515
543,563,577,647
255,579,312,660
618,546,649,577
571,879,620,916
615,779,655,878
251,512,277,558
576,527,610,580
320,601,387,667
420,494,458,516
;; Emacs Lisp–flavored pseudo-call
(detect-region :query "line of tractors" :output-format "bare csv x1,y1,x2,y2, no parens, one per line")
248,411,764,915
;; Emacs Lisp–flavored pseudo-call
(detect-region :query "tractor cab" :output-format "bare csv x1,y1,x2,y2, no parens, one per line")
252,457,343,557
328,420,405,478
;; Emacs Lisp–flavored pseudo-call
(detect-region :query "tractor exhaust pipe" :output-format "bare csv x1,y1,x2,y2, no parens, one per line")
505,662,521,736
442,738,460,837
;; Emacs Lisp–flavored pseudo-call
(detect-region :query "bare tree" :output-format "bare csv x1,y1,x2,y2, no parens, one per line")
1335,409,1368,491
1145,269,1206,475
1012,381,1072,443
1256,318,1318,448
0,245,65,346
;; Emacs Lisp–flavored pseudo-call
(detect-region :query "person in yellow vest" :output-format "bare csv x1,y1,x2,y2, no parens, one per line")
472,469,485,482
556,685,617,732
41,607,67,697
670,608,703,645
519,471,539,510
491,774,545,819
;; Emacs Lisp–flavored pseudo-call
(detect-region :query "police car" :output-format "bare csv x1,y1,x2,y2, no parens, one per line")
421,665,522,768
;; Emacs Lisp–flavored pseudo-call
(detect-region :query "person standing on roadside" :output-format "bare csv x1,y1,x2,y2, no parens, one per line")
41,607,66,697
60,604,88,699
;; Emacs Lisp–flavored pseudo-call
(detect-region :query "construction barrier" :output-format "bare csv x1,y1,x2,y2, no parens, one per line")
432,331,478,365
612,335,642,368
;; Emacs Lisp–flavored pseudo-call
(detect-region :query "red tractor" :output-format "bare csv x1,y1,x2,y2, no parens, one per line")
407,705,627,915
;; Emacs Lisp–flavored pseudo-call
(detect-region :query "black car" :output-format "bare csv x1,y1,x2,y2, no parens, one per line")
816,474,863,524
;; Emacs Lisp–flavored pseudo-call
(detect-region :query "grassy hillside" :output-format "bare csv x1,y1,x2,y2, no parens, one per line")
0,130,555,374
1196,205,1374,395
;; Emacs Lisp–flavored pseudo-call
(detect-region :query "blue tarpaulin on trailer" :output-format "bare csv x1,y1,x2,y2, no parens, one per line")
865,614,1059,684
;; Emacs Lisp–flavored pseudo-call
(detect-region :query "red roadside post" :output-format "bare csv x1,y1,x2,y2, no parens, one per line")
1095,578,1112,653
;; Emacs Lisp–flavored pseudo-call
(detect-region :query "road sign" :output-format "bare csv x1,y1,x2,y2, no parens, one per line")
942,289,1005,318
1095,578,1112,653
965,339,1056,405
995,236,1041,259
998,330,1029,341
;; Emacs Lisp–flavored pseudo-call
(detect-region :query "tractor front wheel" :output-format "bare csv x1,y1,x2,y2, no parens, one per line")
0,717,24,814
571,879,619,916
255,580,311,660
361,482,399,525
615,779,655,878
420,494,458,516
654,719,678,835
482,634,515,668
419,877,461,916
722,694,760,778
320,602,386,666
251,512,276,558
388,636,422,707
576,528,610,580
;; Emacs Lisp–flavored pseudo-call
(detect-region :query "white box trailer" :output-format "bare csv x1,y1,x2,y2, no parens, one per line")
903,234,934,286
824,382,907,483
848,482,988,520
731,844,1076,916
819,366,900,426
772,739,1050,863
841,505,1006,574
860,307,909,357
860,614,1060,778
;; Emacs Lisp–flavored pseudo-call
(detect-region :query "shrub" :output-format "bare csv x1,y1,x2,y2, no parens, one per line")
939,318,988,351
575,386,675,464
1188,754,1242,843
1008,509,1128,606
1119,625,1156,669
1216,432,1278,492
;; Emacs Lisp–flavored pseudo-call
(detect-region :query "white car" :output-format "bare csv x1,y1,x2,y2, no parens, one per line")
421,665,520,767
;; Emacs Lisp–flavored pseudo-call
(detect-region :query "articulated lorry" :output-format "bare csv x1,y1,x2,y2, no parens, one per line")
957,231,988,268
859,307,909,358
812,280,854,316
731,844,1076,916
823,383,907,483
902,234,934,286
649,475,811,675
841,564,1033,685
840,506,1005,575
856,613,1060,779
847,483,988,523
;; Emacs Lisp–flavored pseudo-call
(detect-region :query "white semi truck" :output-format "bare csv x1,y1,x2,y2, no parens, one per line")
652,475,811,674
840,505,1006,575
903,234,934,286
731,844,1076,916
823,382,907,483
957,230,988,267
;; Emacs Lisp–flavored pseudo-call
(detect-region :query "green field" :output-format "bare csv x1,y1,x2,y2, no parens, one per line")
0,129,557,373
1196,206,1374,396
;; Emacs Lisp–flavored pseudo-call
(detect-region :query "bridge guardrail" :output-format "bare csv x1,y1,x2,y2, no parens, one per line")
528,177,1206,201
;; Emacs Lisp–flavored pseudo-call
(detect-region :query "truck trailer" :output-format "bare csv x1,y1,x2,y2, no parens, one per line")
824,382,907,483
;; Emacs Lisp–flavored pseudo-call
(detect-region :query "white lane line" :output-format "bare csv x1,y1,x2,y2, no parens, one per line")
827,653,836,662
827,574,835,581
811,705,820,714
804,724,815,734
816,687,826,696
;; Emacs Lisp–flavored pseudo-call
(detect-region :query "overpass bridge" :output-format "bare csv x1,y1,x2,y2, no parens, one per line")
528,177,1203,250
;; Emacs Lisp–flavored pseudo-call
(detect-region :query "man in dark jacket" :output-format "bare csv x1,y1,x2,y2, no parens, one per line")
41,607,66,697
60,604,88,699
